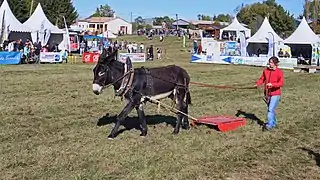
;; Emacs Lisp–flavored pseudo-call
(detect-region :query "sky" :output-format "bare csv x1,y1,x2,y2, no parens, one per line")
73,0,305,21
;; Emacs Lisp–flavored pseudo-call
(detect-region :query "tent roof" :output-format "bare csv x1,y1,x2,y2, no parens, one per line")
0,0,31,32
221,17,250,31
23,3,64,34
98,30,117,39
284,17,320,44
247,17,283,43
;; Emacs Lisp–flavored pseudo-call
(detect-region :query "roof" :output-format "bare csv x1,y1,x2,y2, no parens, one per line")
247,17,283,43
23,3,64,34
79,17,131,24
284,17,320,44
172,19,191,26
221,17,250,31
0,0,32,32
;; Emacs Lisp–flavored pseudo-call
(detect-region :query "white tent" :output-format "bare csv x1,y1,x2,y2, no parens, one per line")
220,17,251,38
0,0,31,35
98,30,117,39
247,17,283,43
284,17,320,44
23,3,64,44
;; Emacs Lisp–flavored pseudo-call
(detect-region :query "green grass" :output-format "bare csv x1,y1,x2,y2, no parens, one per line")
1,36,320,180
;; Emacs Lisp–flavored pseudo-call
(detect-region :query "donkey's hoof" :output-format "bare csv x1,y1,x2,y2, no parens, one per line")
140,131,147,137
172,130,179,135
107,134,116,140
182,124,190,130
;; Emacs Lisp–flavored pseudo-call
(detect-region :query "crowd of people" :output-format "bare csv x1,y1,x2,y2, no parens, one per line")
0,39,67,64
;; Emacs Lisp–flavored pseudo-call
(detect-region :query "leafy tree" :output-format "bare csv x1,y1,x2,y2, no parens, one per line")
301,0,320,33
0,0,78,28
237,0,296,36
153,16,174,26
213,14,232,22
90,4,115,17
197,14,212,21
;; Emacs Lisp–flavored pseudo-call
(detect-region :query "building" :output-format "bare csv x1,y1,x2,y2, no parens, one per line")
75,16,132,35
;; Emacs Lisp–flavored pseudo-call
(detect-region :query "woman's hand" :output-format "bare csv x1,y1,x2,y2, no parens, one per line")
266,83,272,88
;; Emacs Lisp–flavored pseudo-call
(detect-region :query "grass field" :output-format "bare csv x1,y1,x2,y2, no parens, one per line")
1,36,320,180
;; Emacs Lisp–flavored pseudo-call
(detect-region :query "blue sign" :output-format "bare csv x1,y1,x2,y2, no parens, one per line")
0,52,21,65
206,55,213,61
54,54,60,61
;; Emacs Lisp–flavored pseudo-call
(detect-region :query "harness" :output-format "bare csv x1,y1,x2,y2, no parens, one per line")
114,57,135,98
141,66,154,95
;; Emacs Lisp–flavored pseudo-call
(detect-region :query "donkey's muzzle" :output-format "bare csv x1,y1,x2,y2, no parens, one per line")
92,84,103,95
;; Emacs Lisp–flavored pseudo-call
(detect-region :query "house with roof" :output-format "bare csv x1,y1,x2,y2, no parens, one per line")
76,16,132,35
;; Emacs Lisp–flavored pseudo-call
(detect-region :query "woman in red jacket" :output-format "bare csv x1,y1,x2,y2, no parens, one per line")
255,56,284,130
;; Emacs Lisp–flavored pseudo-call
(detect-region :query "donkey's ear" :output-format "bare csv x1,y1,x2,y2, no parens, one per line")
98,48,108,63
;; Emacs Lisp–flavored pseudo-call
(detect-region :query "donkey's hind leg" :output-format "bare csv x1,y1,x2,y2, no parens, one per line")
173,89,186,134
136,104,148,137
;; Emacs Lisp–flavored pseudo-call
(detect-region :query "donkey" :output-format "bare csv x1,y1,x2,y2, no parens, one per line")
92,47,192,139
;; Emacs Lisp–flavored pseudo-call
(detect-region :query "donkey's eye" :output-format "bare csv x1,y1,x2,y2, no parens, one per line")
98,72,105,76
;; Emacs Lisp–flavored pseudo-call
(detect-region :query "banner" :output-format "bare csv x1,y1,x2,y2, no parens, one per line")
220,41,240,56
190,55,297,70
239,32,247,57
267,32,274,57
118,53,146,63
82,52,100,63
39,52,63,63
0,51,21,65
311,43,320,66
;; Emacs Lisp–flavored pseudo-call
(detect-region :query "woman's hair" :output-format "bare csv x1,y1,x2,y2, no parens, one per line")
269,56,280,65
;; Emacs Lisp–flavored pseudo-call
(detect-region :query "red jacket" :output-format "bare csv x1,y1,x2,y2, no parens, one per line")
256,66,284,96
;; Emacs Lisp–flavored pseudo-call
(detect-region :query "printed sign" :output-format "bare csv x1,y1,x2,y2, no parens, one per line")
39,52,63,63
82,52,100,63
118,53,146,63
0,52,21,65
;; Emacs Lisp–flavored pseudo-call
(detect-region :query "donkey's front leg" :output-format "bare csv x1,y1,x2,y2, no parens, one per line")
136,103,148,137
108,102,135,139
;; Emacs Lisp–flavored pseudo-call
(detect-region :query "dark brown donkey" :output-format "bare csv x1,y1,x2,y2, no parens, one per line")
92,47,192,139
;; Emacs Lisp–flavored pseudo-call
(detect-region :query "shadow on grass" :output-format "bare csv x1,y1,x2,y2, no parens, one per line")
97,113,177,135
235,110,265,127
298,147,320,167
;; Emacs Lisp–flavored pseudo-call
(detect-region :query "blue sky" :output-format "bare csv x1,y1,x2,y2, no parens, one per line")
74,0,304,21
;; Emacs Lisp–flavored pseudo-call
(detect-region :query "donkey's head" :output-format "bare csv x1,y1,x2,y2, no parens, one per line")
92,46,118,95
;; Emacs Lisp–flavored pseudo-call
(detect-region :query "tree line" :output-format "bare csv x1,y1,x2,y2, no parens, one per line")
0,0,78,29
89,1,320,35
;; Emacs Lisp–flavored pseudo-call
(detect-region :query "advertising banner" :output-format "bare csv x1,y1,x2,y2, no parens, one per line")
0,51,21,65
118,53,146,63
40,52,63,63
82,52,100,63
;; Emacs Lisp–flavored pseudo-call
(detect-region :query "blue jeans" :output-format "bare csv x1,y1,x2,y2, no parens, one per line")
266,95,280,128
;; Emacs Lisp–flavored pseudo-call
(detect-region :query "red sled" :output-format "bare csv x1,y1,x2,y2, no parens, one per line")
191,116,246,132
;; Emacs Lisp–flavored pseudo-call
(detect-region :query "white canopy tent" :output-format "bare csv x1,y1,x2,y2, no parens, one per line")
220,17,251,39
23,3,64,45
284,17,320,44
0,0,32,41
246,17,283,56
247,17,283,43
98,30,117,39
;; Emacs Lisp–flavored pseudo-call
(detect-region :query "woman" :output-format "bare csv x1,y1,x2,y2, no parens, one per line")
255,56,284,130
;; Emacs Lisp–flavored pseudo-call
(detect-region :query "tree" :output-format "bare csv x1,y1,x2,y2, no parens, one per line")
197,14,212,21
153,16,174,26
237,0,296,36
90,4,115,17
0,0,78,28
301,0,320,33
213,14,232,22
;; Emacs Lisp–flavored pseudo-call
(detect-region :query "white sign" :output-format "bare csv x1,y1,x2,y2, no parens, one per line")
118,53,146,63
40,52,63,63
191,55,297,70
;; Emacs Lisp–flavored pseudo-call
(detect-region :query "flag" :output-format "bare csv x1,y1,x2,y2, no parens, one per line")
0,10,6,45
239,32,247,57
267,32,274,57
63,16,71,53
